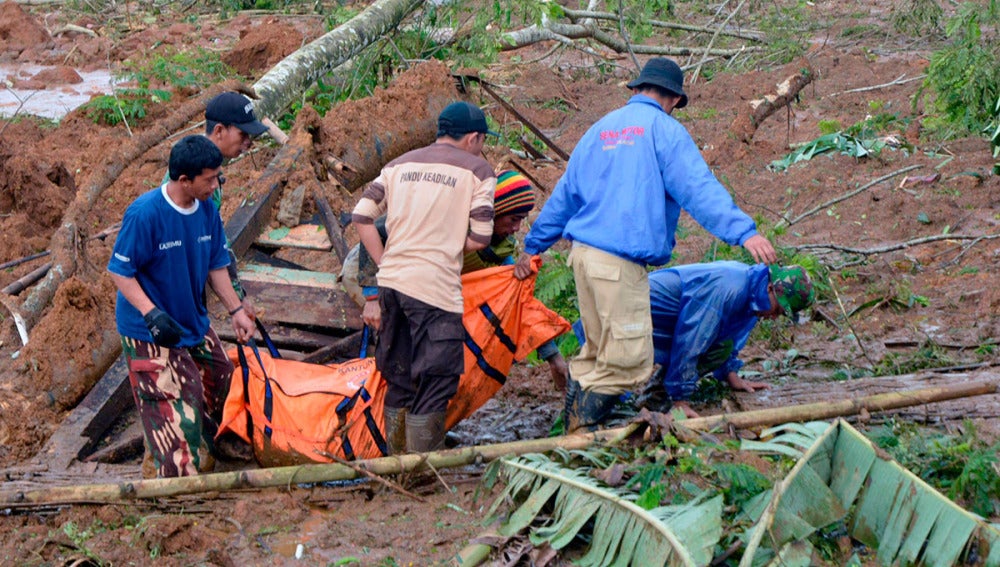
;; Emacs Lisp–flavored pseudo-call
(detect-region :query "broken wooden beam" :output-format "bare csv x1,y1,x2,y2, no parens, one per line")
315,195,349,265
1,262,52,295
34,355,133,470
225,136,307,258
210,264,361,330
301,330,365,364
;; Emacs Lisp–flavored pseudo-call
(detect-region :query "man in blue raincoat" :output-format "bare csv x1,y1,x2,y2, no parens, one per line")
645,261,814,418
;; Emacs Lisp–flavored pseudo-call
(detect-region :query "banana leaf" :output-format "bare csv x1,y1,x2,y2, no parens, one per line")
742,419,1000,566
489,454,723,567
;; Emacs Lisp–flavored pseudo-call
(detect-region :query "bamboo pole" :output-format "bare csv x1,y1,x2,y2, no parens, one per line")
2,380,993,508
680,379,997,432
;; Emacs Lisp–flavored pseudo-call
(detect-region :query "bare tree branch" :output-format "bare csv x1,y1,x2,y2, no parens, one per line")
777,165,921,228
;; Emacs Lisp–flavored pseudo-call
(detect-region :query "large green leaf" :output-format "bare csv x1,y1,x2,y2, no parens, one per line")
742,419,1000,566
491,454,723,567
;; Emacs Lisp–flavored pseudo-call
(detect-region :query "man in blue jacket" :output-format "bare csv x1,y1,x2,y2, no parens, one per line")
644,262,814,418
514,57,778,432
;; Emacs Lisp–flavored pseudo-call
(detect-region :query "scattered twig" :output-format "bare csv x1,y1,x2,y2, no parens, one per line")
52,24,98,38
316,451,426,503
691,0,747,85
793,233,1000,256
616,0,640,72
827,74,926,97
778,164,921,228
458,75,571,161
828,278,875,367
561,8,763,41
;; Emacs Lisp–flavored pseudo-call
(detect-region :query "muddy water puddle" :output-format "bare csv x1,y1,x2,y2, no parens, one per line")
1,64,113,119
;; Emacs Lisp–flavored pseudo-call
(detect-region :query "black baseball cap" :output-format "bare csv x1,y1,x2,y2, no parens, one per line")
205,92,268,137
437,101,499,138
627,58,688,109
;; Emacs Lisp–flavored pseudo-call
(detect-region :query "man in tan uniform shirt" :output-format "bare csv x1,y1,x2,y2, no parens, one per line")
351,101,497,453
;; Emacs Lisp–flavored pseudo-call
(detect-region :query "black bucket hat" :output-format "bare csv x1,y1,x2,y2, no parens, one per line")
626,58,688,109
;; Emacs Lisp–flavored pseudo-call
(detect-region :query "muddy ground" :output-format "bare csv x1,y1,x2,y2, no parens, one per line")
0,0,998,565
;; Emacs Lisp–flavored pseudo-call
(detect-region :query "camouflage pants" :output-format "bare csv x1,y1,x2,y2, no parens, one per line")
122,327,233,478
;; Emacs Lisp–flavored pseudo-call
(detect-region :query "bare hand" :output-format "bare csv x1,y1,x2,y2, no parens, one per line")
513,253,536,280
671,400,701,419
726,372,771,393
547,353,569,391
231,310,255,344
242,297,257,322
362,300,381,332
743,234,778,265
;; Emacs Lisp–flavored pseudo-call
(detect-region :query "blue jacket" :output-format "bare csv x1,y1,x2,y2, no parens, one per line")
524,95,758,265
650,261,771,400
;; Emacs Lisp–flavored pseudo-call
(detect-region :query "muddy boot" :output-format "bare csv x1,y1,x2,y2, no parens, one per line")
566,387,620,434
383,406,408,455
405,412,446,453
551,378,582,436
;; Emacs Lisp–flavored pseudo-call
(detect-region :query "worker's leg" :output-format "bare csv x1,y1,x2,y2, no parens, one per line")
190,327,249,461
376,288,417,452
405,294,463,453
122,337,209,477
566,244,653,430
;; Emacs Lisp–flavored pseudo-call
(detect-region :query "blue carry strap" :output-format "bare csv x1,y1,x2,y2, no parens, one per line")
236,338,275,439
254,318,281,359
359,325,370,358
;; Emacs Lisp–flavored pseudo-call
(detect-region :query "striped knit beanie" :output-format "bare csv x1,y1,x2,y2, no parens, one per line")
494,170,535,217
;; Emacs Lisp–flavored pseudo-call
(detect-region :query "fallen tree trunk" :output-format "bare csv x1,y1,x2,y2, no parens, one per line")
2,380,992,507
251,0,423,121
705,62,814,166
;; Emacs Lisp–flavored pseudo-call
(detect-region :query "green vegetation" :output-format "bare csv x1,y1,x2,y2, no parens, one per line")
917,0,1000,140
82,48,236,126
868,419,1000,517
769,113,911,171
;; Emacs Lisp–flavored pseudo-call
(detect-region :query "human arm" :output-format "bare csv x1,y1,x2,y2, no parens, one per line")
656,120,765,254
109,273,183,347
742,234,777,265
536,340,568,390
522,174,578,257
208,267,254,343
466,174,495,253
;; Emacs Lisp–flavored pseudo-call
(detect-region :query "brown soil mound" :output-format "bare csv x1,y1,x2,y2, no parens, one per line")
223,18,304,77
30,65,84,86
0,2,51,58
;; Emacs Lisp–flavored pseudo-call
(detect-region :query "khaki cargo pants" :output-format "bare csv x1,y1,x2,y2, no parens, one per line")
568,243,654,395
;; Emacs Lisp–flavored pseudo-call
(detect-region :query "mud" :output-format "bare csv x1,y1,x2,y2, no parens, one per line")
0,1,998,565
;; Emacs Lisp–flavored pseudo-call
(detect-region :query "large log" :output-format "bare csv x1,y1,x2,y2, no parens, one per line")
252,0,424,120
1,381,992,507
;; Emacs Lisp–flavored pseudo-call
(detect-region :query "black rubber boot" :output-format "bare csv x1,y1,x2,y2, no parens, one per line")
383,406,408,455
405,412,447,453
566,386,620,433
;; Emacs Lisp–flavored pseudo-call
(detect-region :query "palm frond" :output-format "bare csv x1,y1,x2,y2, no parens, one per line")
741,419,1000,566
490,453,722,567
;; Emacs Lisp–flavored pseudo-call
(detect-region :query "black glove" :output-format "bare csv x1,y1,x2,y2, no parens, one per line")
143,307,183,347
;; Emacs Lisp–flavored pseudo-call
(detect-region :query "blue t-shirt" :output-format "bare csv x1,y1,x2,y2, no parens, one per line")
108,185,230,347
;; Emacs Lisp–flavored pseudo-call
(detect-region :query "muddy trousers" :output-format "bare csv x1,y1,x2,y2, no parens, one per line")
376,287,463,452
121,328,233,478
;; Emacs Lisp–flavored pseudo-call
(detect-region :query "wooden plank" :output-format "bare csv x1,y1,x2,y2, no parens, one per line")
225,142,305,258
212,319,348,351
240,264,341,288
315,195,349,264
256,224,332,251
36,355,132,470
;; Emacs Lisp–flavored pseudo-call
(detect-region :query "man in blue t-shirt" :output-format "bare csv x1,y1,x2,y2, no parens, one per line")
109,135,255,478
514,58,778,432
